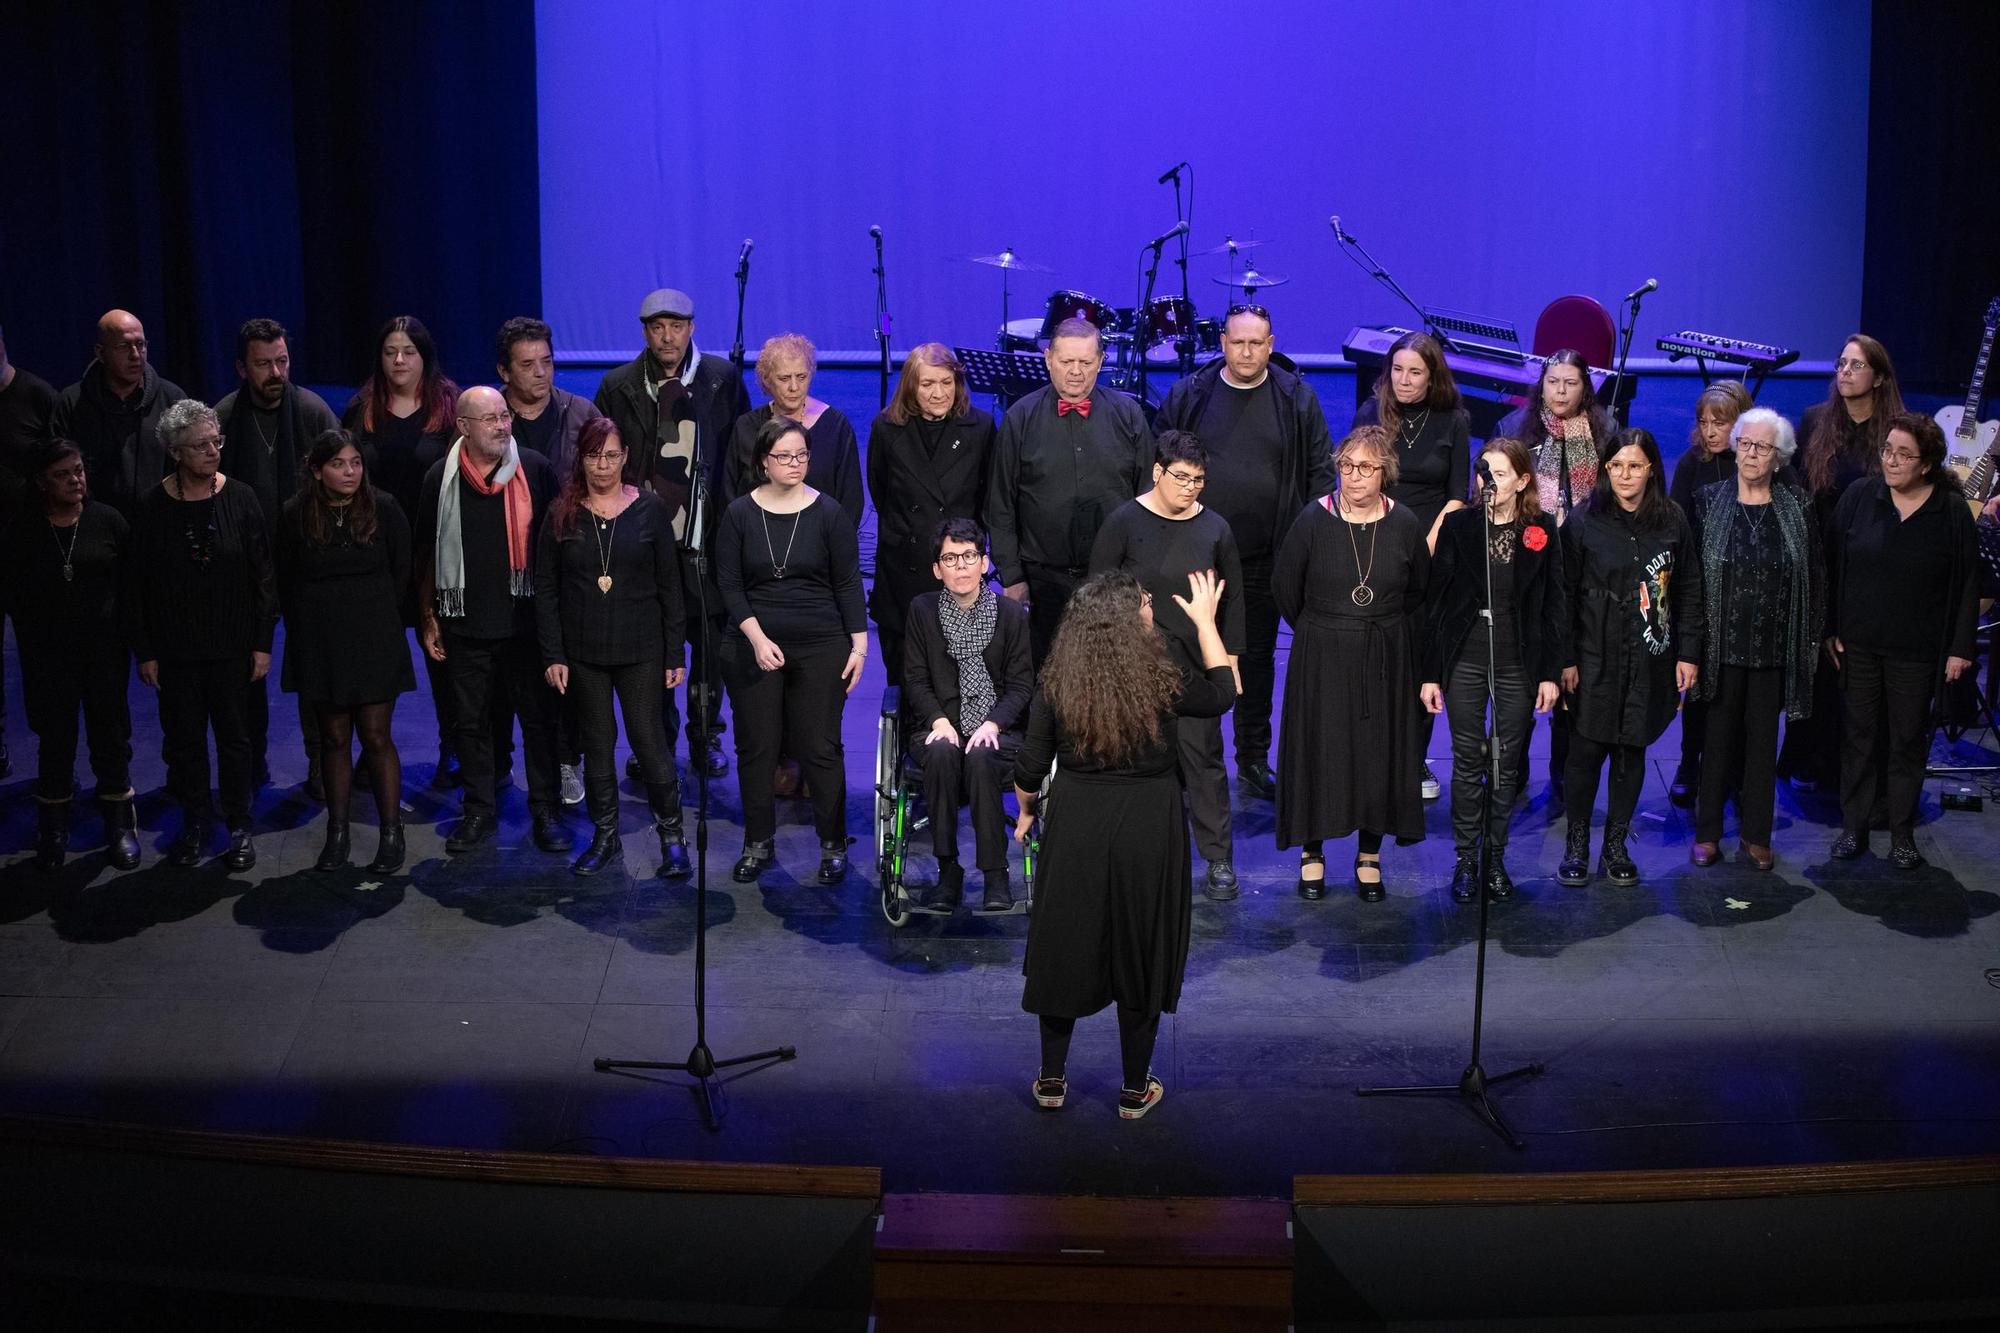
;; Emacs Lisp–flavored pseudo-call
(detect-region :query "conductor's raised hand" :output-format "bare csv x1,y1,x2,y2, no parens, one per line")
1172,567,1226,626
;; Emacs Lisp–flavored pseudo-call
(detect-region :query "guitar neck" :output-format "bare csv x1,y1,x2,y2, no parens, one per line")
1961,318,1998,438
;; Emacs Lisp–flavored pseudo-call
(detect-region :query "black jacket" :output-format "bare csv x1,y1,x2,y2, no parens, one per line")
901,590,1033,745
593,349,750,545
1422,508,1567,687
1562,498,1704,747
51,361,188,517
1155,360,1335,554
985,384,1153,585
519,387,603,481
866,407,995,636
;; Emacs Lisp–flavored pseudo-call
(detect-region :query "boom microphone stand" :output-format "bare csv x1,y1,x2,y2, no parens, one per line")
1161,162,1196,373
730,238,753,374
594,426,796,1130
1329,215,1465,357
1357,469,1542,1148
871,225,891,409
1605,279,1653,428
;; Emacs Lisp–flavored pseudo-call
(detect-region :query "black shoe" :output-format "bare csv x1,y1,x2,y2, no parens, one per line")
658,831,692,880
571,823,622,877
1485,854,1517,902
818,837,849,885
703,735,729,779
430,747,463,789
1557,823,1591,887
445,813,496,854
168,818,208,868
982,867,1013,912
1203,860,1239,902
1238,760,1276,800
732,839,775,882
1669,764,1697,809
223,825,257,873
1888,835,1925,870
314,820,350,871
34,800,70,874
923,861,965,911
645,783,690,879
532,809,573,853
1354,853,1385,903
102,797,142,871
1297,851,1326,900
368,822,406,873
1599,821,1638,886
1448,851,1480,904
626,754,643,781
1420,763,1441,801
1829,830,1867,860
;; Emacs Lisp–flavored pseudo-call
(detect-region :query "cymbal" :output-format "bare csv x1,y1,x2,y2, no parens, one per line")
1198,237,1269,255
1212,268,1290,290
969,250,1053,273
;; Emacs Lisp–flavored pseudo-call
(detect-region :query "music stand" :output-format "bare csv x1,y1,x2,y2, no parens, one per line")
955,347,1050,416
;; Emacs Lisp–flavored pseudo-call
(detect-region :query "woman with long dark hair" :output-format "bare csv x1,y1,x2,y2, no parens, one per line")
535,418,690,879
1418,438,1565,903
1557,428,1702,887
276,429,415,872
1015,568,1234,1120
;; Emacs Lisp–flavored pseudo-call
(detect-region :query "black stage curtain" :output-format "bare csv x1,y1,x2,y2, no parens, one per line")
0,0,539,403
1861,0,2000,393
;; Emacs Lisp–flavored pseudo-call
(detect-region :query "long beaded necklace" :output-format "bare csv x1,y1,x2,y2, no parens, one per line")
1341,496,1382,607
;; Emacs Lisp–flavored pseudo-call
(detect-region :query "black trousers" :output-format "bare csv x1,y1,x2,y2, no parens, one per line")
1176,714,1232,861
1038,1009,1160,1091
1234,559,1280,764
571,657,678,824
21,641,132,800
443,628,561,819
1778,654,1844,786
1697,665,1782,845
1678,695,1708,776
1839,648,1933,838
722,633,850,843
158,656,254,825
915,730,1018,869
1443,649,1530,852
1565,732,1645,830
1022,562,1083,669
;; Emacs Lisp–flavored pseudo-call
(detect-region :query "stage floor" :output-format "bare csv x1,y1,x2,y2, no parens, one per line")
2,633,1998,1198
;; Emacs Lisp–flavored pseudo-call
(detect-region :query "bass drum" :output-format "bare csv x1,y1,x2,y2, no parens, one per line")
1039,289,1118,341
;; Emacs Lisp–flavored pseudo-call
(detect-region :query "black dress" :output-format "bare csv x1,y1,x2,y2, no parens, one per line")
274,491,416,705
1018,663,1236,1019
1274,497,1430,847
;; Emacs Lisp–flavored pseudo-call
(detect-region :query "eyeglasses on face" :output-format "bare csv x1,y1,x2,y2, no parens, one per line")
1161,468,1206,489
458,408,514,427
180,435,224,455
1835,358,1871,372
1336,459,1382,477
1736,440,1777,457
936,550,984,569
584,449,627,465
1879,447,1921,464
1606,461,1651,475
767,450,811,467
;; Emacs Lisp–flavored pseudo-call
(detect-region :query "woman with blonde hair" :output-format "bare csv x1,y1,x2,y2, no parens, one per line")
720,332,863,525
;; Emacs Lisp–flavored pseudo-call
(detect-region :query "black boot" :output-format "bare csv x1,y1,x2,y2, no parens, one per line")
571,819,622,877
315,819,351,871
1599,822,1639,885
368,821,406,873
169,812,209,868
1447,851,1480,903
647,782,691,879
817,836,849,884
1485,851,1516,902
732,838,775,882
35,799,71,873
102,795,142,871
223,825,257,873
923,860,964,911
1557,822,1592,887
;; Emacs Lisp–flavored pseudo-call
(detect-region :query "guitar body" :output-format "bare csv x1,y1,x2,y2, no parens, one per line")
1939,297,2000,517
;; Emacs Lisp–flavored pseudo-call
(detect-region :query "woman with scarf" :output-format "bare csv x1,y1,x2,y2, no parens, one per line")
1687,409,1823,871
1557,428,1702,887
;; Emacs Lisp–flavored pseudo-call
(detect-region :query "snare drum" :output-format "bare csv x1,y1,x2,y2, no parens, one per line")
1140,296,1198,347
1040,290,1118,341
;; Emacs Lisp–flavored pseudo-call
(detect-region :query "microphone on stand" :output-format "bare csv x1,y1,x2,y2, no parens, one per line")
736,238,754,276
869,224,883,244
1156,161,1188,185
1475,454,1497,498
1329,214,1351,243
1147,219,1191,250
1624,277,1659,302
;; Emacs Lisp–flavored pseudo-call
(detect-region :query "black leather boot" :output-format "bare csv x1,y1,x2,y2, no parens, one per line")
368,821,406,873
1599,822,1639,885
648,781,691,879
1557,822,1592,887
315,819,351,871
732,839,775,882
571,819,622,877
923,860,964,911
101,794,142,871
35,799,70,873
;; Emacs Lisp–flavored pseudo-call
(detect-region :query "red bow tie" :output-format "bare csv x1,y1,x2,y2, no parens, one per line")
1056,397,1092,418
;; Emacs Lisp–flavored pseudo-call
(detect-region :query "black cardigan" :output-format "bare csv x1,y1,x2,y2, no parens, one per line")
865,407,995,635
533,490,686,669
1421,507,1566,687
1561,498,1704,747
900,590,1034,743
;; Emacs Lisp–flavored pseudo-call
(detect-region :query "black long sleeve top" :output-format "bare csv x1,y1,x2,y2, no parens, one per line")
1355,398,1473,534
1826,477,1980,663
985,384,1153,585
0,499,128,657
534,490,687,668
1087,499,1247,668
125,477,277,662
715,491,867,644
1013,664,1237,785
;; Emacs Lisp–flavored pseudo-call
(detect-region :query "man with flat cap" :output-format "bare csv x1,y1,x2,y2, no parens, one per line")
595,288,750,778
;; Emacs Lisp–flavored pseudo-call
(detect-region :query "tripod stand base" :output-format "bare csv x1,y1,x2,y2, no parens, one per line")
596,1043,798,1131
1357,1061,1544,1150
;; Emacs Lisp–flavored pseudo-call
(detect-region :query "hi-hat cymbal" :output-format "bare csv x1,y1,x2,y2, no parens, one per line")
969,250,1053,273
1212,268,1290,290
1198,236,1269,255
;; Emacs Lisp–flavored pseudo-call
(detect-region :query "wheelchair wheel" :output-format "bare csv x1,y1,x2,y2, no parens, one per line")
880,875,912,927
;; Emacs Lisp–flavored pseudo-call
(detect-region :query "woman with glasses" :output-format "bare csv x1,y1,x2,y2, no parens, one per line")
1687,410,1823,872
1557,428,1702,887
721,333,864,526
126,399,279,872
715,416,869,885
277,430,416,872
535,419,690,879
1824,413,1978,869
1275,426,1430,901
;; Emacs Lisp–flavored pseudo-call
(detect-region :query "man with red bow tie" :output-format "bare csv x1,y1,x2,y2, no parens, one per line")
984,317,1153,664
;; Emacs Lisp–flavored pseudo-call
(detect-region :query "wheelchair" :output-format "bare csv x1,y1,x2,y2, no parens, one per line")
874,686,1040,926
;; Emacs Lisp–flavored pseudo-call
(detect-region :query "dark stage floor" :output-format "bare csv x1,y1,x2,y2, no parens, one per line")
3,623,1998,1200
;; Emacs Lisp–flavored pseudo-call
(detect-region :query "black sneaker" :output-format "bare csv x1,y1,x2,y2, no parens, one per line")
1420,762,1441,801
1118,1076,1165,1121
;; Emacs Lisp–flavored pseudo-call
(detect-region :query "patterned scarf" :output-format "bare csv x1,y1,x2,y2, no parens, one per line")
1536,409,1598,523
432,436,534,618
937,585,999,733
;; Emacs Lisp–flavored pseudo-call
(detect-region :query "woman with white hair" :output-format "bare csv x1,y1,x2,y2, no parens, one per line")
1687,408,1823,870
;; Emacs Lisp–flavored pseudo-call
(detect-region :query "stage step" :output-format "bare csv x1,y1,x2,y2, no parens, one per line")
872,1191,1292,1331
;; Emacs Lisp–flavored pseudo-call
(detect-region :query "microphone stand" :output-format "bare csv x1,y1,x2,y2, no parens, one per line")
730,247,751,375
1332,221,1465,357
1135,237,1169,407
1166,165,1195,373
1605,289,1647,428
594,440,797,1130
872,230,891,409
1356,480,1542,1148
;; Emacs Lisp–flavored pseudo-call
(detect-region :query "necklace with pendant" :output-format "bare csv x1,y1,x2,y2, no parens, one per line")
52,515,82,582
1342,499,1381,606
591,507,620,593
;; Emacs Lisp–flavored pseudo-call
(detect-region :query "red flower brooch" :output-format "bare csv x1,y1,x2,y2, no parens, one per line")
1522,525,1548,552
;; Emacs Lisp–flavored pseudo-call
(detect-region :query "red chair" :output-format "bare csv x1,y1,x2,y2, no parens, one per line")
1532,295,1616,368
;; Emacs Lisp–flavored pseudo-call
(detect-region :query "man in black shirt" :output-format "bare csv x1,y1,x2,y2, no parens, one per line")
594,288,751,779
0,323,60,779
1156,305,1334,800
51,309,187,519
497,315,601,477
986,317,1154,665
417,386,568,854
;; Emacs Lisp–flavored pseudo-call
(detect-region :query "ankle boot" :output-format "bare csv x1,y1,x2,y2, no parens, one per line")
1599,821,1639,885
647,781,691,879
101,794,141,871
315,819,351,871
35,799,71,873
571,819,622,877
1557,821,1592,887
817,836,850,885
368,821,406,873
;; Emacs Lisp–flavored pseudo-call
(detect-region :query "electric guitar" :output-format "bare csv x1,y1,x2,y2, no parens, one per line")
1938,296,2000,517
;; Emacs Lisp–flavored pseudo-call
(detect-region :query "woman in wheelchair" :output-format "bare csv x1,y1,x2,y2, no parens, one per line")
1014,568,1234,1121
900,517,1034,912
